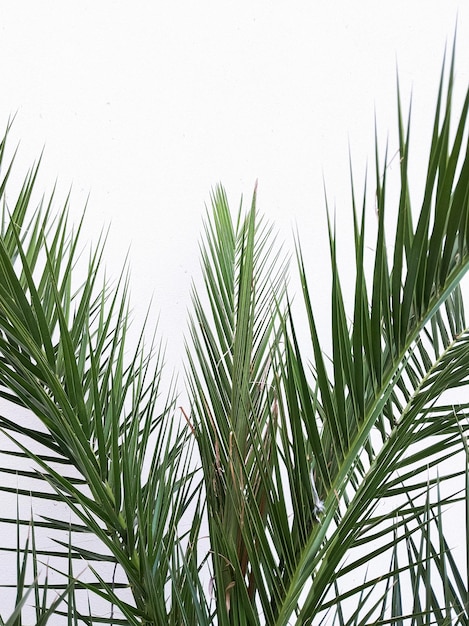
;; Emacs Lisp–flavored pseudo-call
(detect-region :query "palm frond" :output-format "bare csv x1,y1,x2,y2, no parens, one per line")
278,43,469,625
0,129,203,623
186,184,289,624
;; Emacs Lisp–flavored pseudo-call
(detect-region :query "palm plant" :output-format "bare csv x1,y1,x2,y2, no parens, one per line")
0,44,468,624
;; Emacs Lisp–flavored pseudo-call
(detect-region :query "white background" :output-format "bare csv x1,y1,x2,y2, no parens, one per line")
1,2,469,619
1,2,469,373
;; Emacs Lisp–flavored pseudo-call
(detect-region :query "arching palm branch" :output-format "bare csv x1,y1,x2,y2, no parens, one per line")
0,126,206,623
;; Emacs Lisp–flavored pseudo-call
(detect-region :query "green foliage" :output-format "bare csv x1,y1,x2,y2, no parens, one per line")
0,46,469,624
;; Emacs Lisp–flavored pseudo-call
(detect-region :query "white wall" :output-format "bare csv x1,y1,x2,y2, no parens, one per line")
1,2,469,372
1,2,469,619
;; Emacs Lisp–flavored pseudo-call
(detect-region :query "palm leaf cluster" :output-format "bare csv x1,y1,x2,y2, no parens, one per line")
0,49,468,625
0,127,198,623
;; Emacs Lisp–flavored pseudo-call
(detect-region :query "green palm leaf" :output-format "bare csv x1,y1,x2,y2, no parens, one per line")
278,45,469,625
186,184,288,624
0,132,205,623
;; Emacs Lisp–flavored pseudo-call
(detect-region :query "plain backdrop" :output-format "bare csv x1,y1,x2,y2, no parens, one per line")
1,2,469,373
1,2,469,618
